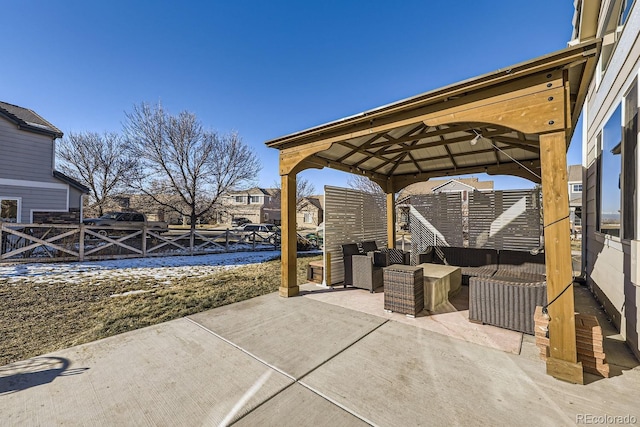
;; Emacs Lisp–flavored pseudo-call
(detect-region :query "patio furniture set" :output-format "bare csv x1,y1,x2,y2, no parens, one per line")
419,246,547,334
341,243,547,334
341,241,461,317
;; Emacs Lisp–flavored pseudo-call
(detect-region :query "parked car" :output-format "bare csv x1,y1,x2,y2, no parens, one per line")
238,223,280,244
83,212,168,234
240,223,278,232
231,217,251,227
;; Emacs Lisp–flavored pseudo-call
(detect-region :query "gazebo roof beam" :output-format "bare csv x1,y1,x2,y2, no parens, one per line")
307,154,389,182
367,123,475,149
491,137,540,153
407,151,423,173
370,151,409,173
335,132,386,162
380,134,476,155
370,123,427,154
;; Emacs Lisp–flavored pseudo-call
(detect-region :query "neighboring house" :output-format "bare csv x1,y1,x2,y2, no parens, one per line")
0,101,89,224
398,177,494,202
567,164,583,236
297,195,324,227
576,0,640,359
397,177,494,229
220,187,281,225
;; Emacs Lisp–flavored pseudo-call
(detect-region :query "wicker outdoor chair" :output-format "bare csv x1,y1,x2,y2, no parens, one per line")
370,247,411,267
360,240,379,253
351,253,384,292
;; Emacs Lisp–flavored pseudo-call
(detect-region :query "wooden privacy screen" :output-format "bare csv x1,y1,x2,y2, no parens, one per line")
409,189,541,253
323,186,387,285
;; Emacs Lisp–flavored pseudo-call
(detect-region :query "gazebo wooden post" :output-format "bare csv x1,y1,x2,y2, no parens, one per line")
386,181,396,249
279,172,298,297
539,130,583,384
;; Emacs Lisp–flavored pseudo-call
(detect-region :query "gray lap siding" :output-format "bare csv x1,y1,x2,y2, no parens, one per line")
0,184,68,223
0,117,58,183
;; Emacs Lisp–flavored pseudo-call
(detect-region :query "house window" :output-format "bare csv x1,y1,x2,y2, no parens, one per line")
598,104,622,237
623,81,638,239
573,184,583,192
0,198,20,223
621,0,633,25
598,0,634,84
304,212,313,223
263,213,269,221
250,196,260,203
235,196,245,203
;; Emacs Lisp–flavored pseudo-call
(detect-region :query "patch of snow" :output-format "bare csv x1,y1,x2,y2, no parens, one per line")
110,290,149,297
0,251,284,285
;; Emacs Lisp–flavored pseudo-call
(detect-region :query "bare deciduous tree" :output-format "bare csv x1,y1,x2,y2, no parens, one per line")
56,131,134,216
347,175,383,194
123,102,260,234
272,177,316,211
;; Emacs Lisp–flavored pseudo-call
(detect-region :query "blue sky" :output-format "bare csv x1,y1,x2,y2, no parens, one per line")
2,1,582,192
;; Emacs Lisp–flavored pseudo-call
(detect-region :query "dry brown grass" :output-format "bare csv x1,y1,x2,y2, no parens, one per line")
0,254,321,366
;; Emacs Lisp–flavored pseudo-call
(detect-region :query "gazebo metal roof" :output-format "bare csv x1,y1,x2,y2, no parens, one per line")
267,41,599,190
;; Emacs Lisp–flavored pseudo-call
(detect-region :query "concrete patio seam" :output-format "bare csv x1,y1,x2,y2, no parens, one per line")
184,316,297,382
296,319,391,380
187,313,390,426
296,380,379,427
232,318,390,427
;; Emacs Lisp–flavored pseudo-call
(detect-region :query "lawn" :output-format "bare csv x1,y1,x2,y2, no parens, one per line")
0,254,321,366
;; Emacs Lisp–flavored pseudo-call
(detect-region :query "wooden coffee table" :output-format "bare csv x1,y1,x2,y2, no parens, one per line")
417,263,462,311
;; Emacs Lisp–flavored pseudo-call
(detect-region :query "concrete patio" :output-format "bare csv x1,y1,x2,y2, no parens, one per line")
1,283,639,426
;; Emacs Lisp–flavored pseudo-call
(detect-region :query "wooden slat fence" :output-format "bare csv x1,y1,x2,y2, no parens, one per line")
0,223,296,263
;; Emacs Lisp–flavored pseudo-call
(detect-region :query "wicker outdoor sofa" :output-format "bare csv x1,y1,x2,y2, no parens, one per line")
419,246,547,334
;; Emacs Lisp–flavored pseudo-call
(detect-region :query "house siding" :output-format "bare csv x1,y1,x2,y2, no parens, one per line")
0,184,68,223
582,1,640,359
0,116,57,183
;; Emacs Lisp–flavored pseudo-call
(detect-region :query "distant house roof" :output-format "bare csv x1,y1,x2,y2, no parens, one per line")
400,177,494,198
570,196,582,207
0,101,63,138
300,196,323,210
228,187,279,196
567,165,582,182
53,171,90,193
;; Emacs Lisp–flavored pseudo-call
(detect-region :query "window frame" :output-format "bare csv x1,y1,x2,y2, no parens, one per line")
622,79,638,240
597,104,622,238
0,197,21,223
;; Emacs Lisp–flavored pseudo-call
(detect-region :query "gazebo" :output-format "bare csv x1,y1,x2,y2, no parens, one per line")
266,40,600,384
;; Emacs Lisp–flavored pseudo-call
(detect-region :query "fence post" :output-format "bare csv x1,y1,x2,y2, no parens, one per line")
142,225,147,258
225,229,229,252
190,229,194,255
252,231,256,250
79,224,85,261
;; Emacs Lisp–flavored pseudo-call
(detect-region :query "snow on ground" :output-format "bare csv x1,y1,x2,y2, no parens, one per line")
0,251,287,285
